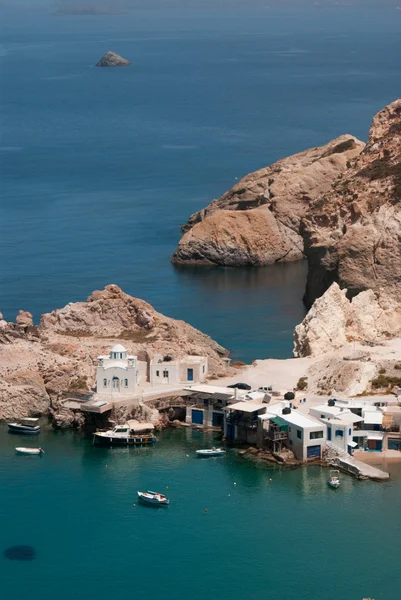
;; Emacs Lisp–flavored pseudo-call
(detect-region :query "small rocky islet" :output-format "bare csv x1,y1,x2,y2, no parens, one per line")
95,51,131,67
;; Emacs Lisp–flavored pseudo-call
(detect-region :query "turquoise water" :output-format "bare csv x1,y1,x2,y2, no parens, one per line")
1,9,401,361
1,423,401,600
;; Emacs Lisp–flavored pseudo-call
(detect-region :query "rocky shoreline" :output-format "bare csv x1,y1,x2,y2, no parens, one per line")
0,285,230,422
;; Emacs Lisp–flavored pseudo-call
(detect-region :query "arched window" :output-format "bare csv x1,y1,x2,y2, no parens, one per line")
124,379,128,388
103,378,107,387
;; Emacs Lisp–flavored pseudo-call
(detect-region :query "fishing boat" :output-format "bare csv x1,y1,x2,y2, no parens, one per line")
137,491,169,506
8,418,40,435
93,420,156,446
327,469,340,489
15,447,45,455
196,447,226,457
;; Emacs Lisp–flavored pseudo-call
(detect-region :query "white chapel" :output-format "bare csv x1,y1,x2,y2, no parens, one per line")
96,344,138,396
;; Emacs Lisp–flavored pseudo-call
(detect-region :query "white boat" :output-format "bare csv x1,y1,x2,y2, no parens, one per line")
196,447,226,457
137,491,169,506
8,418,40,435
15,447,45,455
328,469,340,489
93,420,156,446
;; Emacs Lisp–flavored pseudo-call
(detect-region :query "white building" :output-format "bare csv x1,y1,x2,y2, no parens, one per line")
309,401,386,453
149,354,208,386
259,406,327,461
309,404,363,454
96,344,139,396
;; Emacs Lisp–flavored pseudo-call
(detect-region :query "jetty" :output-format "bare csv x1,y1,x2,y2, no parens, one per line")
326,442,389,481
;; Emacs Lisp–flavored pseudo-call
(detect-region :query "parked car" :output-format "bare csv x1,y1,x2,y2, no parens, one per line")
227,382,251,391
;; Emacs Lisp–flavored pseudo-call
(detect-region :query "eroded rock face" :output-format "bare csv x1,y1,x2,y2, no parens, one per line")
0,285,228,420
172,135,363,266
303,97,401,306
96,51,131,67
294,282,401,358
16,310,33,328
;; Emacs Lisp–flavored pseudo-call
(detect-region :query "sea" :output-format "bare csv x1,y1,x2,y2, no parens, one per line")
1,7,401,361
1,7,401,599
1,423,401,600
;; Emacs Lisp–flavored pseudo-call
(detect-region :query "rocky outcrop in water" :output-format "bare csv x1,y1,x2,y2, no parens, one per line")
172,135,363,266
96,51,131,67
0,285,228,420
302,98,401,306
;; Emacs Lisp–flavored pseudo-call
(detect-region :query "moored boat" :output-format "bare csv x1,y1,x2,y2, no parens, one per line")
8,418,40,435
328,469,340,489
137,490,169,506
196,447,226,457
93,420,156,446
15,447,45,455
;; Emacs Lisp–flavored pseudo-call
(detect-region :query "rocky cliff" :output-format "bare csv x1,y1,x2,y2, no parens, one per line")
172,135,363,266
303,98,401,306
0,285,228,420
292,282,401,396
294,282,401,358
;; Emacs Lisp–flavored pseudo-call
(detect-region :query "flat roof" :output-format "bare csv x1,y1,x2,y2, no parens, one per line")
331,414,363,425
312,404,344,416
258,402,291,419
225,401,267,413
280,411,324,429
184,384,236,396
363,413,383,425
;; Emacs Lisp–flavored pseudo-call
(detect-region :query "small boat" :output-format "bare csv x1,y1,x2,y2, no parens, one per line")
93,420,156,447
8,418,40,435
15,447,45,455
196,447,226,457
328,469,340,489
137,491,169,506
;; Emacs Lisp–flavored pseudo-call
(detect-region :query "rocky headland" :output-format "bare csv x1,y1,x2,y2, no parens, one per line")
172,135,363,267
173,98,401,314
0,285,228,420
96,51,131,67
302,98,401,307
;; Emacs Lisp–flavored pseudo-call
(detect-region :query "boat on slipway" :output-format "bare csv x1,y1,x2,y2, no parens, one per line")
328,469,341,489
93,420,156,446
8,418,40,435
137,491,169,506
196,448,226,457
15,447,45,455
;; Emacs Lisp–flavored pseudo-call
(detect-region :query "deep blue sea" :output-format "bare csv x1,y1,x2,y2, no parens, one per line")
1,423,401,600
1,8,401,361
1,10,401,596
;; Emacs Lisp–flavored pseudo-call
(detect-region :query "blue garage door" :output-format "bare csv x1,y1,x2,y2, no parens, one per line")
307,445,321,459
212,412,223,427
226,424,235,441
192,409,204,425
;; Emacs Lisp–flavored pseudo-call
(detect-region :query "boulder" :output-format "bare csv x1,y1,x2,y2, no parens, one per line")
16,310,33,328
